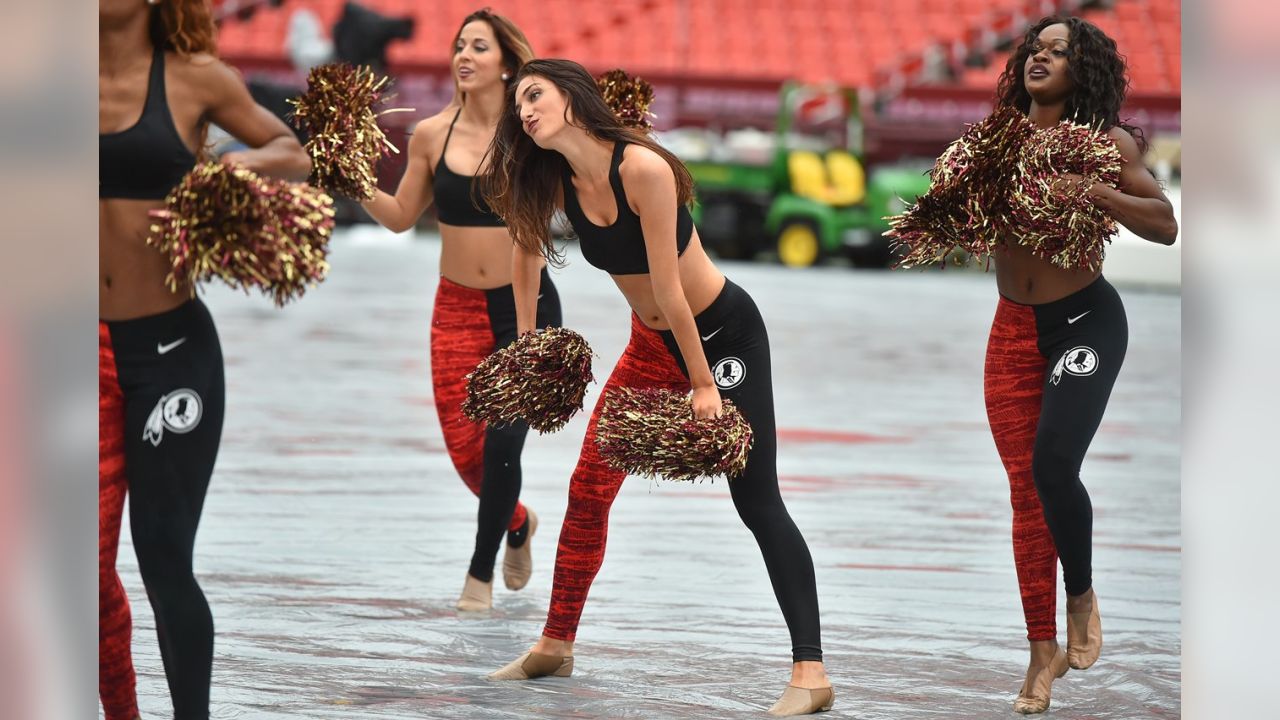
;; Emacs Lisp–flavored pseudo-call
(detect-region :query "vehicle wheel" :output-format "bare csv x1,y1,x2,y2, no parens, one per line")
776,219,823,268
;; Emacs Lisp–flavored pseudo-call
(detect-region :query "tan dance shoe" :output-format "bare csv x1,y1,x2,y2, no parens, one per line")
487,651,574,680
767,685,835,716
1013,645,1069,714
502,509,538,591
1066,590,1102,670
455,573,492,612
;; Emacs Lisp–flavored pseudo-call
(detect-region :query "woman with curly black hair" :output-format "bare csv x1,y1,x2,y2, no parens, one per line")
981,15,1178,714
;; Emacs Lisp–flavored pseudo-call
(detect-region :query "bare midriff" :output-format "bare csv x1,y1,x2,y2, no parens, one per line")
438,222,543,289
993,239,1102,305
100,198,193,320
608,231,725,329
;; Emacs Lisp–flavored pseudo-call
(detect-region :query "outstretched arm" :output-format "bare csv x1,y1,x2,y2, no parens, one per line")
360,118,438,232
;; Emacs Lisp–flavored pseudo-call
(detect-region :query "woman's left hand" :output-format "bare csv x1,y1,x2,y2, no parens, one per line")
219,150,249,169
1050,173,1102,200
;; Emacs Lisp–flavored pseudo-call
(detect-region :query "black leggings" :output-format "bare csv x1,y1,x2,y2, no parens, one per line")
101,299,224,719
1029,277,1128,596
661,279,824,662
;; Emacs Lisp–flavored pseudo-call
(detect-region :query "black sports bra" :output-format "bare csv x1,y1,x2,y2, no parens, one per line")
432,109,505,227
560,142,693,275
99,46,198,200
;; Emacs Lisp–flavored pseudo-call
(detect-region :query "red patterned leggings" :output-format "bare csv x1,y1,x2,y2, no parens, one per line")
99,323,137,720
542,314,690,641
430,272,561,582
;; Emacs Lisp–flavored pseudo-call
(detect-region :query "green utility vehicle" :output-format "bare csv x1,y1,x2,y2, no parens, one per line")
682,83,930,268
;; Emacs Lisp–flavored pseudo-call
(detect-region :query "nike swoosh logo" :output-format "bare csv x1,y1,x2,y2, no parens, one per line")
537,293,544,300
157,338,187,354
701,327,723,342
1067,311,1092,324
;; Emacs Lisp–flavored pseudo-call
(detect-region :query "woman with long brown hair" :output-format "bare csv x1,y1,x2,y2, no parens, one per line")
360,9,561,612
479,59,833,716
99,0,309,717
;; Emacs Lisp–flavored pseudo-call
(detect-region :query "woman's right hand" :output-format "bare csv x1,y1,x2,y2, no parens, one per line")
691,384,724,420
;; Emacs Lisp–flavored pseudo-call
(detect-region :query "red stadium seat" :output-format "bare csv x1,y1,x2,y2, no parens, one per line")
213,0,1177,99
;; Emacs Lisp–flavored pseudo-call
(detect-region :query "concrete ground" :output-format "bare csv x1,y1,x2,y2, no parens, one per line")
112,227,1180,719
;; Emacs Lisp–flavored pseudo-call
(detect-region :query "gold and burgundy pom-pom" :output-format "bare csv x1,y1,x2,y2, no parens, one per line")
146,162,334,306
885,104,1036,267
462,327,595,434
596,388,754,483
883,181,977,268
597,69,656,131
1010,121,1123,271
289,62,412,201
